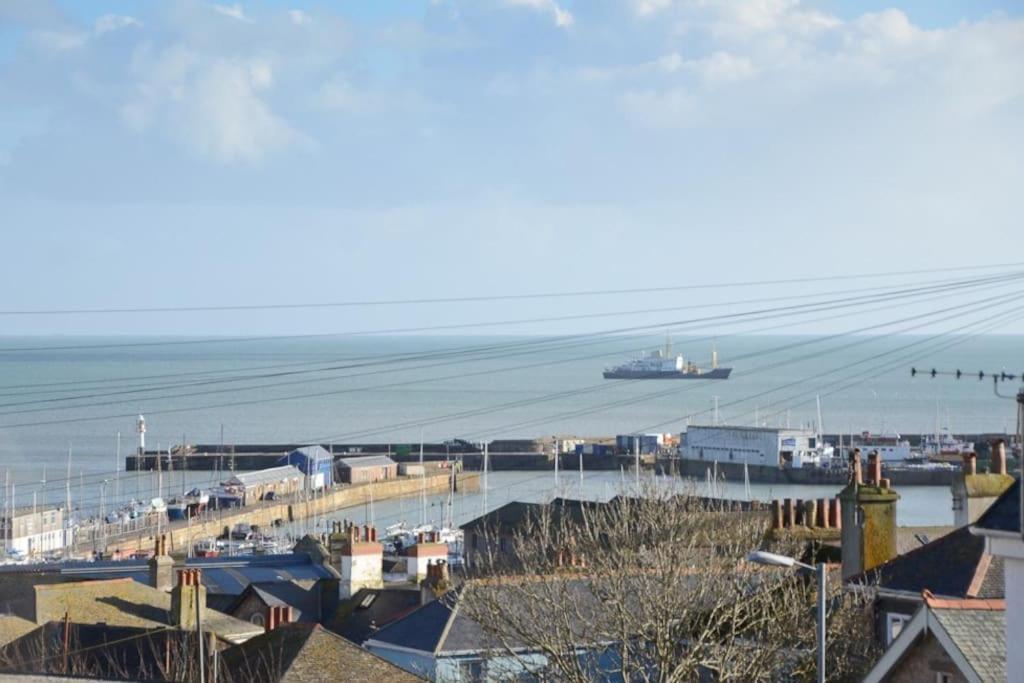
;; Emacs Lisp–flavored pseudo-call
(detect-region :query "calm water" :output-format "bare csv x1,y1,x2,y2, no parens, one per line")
0,333,1012,524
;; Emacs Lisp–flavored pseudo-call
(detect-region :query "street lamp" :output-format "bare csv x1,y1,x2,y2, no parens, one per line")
747,550,827,683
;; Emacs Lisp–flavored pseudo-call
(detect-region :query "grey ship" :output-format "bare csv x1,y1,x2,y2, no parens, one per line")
603,341,731,380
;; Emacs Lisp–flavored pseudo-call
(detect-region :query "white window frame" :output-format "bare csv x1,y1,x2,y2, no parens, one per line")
885,612,910,645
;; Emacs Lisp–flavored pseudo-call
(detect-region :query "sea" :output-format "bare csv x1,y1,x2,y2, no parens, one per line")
0,333,1017,525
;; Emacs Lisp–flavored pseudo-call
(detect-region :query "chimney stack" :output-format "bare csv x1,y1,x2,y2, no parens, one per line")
170,568,206,629
406,533,448,583
148,534,173,592
331,524,383,599
840,455,899,581
950,440,1014,527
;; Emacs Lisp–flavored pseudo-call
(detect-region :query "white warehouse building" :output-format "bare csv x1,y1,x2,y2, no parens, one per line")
680,425,823,469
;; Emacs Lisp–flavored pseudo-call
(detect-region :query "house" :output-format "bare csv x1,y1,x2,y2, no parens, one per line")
970,477,1022,680
335,455,397,484
225,578,339,628
281,445,334,490
219,621,423,682
23,572,263,645
1,505,68,558
863,593,1005,683
223,465,303,505
330,586,423,645
850,525,1003,646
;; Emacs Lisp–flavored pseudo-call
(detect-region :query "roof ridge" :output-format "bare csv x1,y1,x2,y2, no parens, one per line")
922,590,1006,610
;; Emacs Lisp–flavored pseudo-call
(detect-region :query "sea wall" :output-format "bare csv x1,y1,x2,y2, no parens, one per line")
95,472,480,556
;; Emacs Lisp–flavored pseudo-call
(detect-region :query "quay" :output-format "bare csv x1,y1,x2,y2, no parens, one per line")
78,470,479,557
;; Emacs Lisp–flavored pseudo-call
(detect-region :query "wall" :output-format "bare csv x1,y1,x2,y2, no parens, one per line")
884,633,965,683
1007,558,1024,682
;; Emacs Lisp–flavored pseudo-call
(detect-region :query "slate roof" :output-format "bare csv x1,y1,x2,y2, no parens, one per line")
931,606,1006,682
459,501,546,534
31,578,263,644
0,621,236,680
367,594,456,654
330,587,422,645
335,455,396,469
974,477,1020,534
229,580,322,623
220,622,422,682
853,525,1003,599
0,551,339,599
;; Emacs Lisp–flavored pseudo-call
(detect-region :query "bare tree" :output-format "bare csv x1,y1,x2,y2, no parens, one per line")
460,484,878,682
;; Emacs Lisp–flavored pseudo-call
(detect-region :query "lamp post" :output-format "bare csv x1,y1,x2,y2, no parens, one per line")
748,550,826,683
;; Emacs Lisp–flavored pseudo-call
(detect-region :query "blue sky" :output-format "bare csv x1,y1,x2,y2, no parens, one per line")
0,1,1022,335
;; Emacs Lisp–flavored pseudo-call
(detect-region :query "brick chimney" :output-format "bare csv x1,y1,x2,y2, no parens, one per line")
950,441,1014,528
840,457,899,581
406,531,448,583
148,534,173,592
329,521,383,599
170,568,206,630
265,605,293,632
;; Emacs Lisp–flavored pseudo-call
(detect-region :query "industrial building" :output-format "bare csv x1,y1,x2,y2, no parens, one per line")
223,465,304,505
680,425,824,468
281,445,335,490
335,455,398,484
1,506,68,558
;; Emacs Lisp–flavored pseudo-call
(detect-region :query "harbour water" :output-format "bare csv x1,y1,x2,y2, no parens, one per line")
0,333,1013,525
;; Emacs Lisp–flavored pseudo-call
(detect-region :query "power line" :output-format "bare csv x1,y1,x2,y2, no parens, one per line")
4,262,1023,316
0,275,1018,429
2,269,1021,354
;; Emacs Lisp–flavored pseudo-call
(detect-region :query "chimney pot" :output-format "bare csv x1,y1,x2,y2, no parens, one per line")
771,500,783,530
817,498,829,528
963,452,977,476
991,440,1007,476
850,449,863,485
783,498,795,528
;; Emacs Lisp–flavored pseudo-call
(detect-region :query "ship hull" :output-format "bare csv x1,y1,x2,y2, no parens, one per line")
603,367,732,380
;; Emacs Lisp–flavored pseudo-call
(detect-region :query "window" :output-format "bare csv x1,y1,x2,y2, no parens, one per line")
885,613,909,645
250,613,265,626
934,674,952,683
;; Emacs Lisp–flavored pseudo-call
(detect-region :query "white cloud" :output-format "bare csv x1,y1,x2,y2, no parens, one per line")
122,48,301,164
30,30,88,52
212,3,252,23
504,0,573,28
288,9,311,26
94,15,142,35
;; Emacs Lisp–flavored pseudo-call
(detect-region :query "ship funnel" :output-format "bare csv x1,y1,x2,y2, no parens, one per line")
711,344,719,370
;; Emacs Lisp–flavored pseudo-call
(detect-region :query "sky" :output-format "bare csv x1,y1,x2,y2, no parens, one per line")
0,0,1022,336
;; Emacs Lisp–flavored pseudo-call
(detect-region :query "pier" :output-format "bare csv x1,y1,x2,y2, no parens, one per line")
76,470,479,557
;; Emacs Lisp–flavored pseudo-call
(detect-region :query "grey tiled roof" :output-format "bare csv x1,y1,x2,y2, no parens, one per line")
221,622,422,682
933,607,1005,682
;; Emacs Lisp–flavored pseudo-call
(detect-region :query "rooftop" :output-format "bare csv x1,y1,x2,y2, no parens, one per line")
973,477,1020,535
330,587,422,645
226,465,304,486
849,525,1002,599
221,622,422,682
31,578,263,643
335,455,396,468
